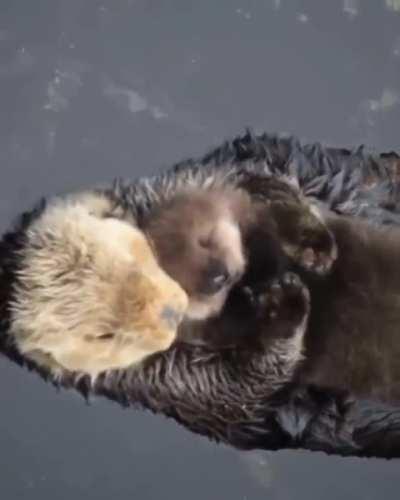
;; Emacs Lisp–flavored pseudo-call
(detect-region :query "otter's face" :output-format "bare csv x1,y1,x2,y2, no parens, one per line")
9,198,188,378
145,190,247,321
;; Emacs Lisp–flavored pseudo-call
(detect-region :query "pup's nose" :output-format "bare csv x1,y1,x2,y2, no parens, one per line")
202,261,230,295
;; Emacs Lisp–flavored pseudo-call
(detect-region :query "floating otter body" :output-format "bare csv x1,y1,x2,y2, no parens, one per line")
2,131,400,459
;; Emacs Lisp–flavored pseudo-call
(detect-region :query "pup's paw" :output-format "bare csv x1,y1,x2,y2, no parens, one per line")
269,201,338,276
297,227,337,276
243,271,310,326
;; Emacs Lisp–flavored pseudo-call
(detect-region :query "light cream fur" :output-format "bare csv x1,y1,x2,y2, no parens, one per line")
8,192,188,378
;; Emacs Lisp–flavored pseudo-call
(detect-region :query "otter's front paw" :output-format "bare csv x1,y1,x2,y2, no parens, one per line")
244,272,310,326
269,201,338,276
297,226,337,275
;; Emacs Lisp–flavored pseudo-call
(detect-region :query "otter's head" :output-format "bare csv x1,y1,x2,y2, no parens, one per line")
143,187,250,321
7,193,188,378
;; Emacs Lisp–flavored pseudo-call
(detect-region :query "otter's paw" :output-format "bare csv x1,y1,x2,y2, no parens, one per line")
297,228,337,276
244,272,310,325
269,201,338,276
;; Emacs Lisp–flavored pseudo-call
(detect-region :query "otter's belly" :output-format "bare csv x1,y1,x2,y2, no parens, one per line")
297,287,400,404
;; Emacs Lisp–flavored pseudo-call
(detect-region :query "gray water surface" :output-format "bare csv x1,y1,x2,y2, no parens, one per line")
1,1,400,498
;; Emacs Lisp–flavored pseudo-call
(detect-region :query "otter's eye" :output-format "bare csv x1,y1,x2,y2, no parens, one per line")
96,333,115,341
198,237,211,248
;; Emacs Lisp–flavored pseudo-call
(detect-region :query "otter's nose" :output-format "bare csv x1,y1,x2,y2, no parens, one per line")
160,306,184,329
201,261,231,295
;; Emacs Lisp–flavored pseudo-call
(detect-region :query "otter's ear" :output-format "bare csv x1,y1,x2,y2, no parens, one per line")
3,192,188,380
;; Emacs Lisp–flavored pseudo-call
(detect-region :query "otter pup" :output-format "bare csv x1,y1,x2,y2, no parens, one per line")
141,183,337,320
140,184,337,384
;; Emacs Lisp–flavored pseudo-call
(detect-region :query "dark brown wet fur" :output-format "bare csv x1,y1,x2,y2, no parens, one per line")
229,174,400,405
297,214,400,404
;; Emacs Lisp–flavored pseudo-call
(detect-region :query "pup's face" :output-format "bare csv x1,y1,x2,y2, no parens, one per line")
144,188,249,320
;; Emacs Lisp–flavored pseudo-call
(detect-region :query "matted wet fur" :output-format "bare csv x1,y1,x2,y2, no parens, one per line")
227,174,400,405
297,213,400,403
2,131,400,459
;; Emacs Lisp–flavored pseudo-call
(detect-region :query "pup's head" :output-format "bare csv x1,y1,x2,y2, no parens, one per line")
7,193,188,378
143,187,251,320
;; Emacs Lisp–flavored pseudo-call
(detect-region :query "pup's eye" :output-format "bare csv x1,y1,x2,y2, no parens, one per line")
96,333,115,341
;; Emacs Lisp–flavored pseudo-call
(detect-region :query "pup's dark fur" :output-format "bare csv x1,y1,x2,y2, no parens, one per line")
141,187,251,321
298,214,400,403
2,131,400,459
231,173,400,405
